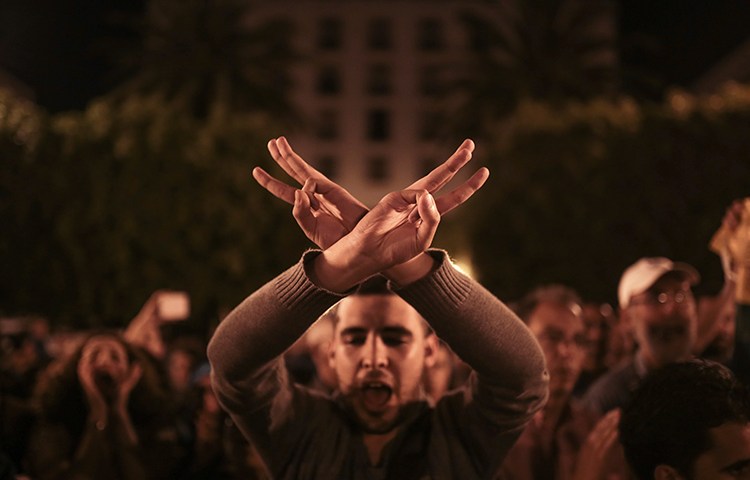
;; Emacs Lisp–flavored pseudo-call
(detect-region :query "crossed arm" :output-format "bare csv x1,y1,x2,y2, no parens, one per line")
252,136,489,289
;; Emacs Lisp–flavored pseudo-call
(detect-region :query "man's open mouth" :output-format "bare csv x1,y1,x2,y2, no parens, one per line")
361,382,393,411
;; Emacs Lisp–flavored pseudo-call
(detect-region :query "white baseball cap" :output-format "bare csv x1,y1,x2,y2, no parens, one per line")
618,257,700,308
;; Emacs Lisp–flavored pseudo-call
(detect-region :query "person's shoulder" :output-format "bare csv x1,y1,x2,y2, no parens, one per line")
579,359,637,414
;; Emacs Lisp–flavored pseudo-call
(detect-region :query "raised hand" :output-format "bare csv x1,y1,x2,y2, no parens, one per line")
313,189,440,292
78,350,108,420
571,409,623,480
253,137,367,249
115,363,143,412
253,136,489,249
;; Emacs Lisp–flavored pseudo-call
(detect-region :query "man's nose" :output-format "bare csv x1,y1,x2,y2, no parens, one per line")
361,336,388,369
555,339,576,359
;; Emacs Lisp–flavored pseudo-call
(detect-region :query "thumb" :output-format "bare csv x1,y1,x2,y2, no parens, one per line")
416,192,439,248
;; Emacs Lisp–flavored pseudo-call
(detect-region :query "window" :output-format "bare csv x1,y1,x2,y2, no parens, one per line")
418,18,444,51
367,64,392,95
418,110,440,140
316,109,338,140
318,17,342,50
367,109,390,141
367,156,389,181
318,155,337,179
316,66,341,95
419,65,443,96
368,18,392,50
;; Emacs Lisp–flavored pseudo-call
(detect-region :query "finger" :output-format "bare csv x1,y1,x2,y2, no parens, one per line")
409,139,475,194
128,364,143,385
302,178,321,210
434,167,490,215
253,166,296,204
416,192,440,248
266,138,301,185
292,189,317,237
276,136,327,185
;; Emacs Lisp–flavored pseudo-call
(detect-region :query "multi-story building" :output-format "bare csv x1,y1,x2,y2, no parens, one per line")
248,0,490,205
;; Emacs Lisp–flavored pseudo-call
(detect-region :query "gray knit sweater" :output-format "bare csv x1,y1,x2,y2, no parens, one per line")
208,250,549,480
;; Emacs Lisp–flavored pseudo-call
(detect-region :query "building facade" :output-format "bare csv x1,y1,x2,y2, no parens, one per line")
248,0,490,205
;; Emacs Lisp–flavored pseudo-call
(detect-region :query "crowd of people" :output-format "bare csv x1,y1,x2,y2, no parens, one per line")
1,136,749,479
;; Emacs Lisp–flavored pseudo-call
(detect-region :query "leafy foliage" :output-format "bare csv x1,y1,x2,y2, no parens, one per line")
461,84,750,305
1,91,307,331
452,0,619,138
110,0,298,121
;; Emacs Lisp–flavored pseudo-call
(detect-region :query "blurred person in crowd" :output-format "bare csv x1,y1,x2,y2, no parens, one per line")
602,309,635,371
284,312,338,394
0,317,51,475
0,317,50,399
499,285,594,480
619,359,750,480
166,335,206,398
124,289,191,362
183,363,270,480
697,292,737,364
580,256,700,416
26,331,188,480
572,199,750,480
421,338,470,405
572,303,614,398
208,137,548,478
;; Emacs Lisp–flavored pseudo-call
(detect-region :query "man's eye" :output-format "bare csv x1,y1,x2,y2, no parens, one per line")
726,462,750,478
344,335,366,346
382,336,407,347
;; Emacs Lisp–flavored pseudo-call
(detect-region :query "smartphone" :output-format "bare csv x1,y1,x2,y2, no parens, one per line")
157,291,190,321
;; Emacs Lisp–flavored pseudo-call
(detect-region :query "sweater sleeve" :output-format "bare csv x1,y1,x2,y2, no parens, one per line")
207,250,345,453
395,250,549,472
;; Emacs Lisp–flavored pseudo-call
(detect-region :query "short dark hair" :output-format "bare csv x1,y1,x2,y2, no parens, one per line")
619,359,750,480
326,275,432,336
511,284,582,325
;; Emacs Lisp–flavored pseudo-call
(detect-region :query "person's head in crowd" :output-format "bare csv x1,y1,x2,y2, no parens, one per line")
326,275,438,433
580,302,613,374
698,295,737,364
422,339,469,404
34,331,171,430
618,257,700,371
514,285,586,403
0,317,49,398
604,311,636,369
619,359,750,480
305,312,338,392
165,336,205,396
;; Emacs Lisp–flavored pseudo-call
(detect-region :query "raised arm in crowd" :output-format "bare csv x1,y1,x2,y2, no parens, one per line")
207,137,549,479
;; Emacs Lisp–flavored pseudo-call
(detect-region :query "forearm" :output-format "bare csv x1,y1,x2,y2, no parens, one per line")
396,250,548,398
208,251,345,396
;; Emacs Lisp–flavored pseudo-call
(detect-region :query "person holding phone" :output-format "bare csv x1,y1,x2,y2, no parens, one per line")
208,137,549,479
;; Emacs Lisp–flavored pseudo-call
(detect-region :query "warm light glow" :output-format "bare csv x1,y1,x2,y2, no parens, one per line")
450,257,474,279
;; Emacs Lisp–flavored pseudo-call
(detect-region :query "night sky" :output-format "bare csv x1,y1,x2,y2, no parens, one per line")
1,0,750,112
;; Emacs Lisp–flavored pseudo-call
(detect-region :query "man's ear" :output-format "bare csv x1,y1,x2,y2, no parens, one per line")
654,465,684,480
423,334,439,369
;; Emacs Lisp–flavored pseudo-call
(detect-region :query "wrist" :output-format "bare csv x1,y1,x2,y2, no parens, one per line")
384,253,437,287
312,239,378,292
87,410,108,431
